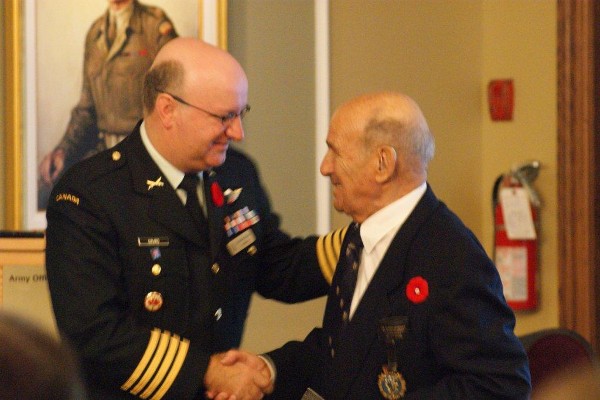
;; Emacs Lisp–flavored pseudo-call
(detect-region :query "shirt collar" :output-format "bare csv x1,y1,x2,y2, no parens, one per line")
360,182,427,254
140,121,200,189
109,2,134,27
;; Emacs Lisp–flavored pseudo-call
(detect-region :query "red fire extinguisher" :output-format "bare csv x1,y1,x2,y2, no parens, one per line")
492,161,541,311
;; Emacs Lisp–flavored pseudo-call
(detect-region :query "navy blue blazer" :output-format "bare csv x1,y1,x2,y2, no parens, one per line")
267,186,531,399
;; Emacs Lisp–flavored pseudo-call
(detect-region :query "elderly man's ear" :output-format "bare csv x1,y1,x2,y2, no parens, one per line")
375,145,397,183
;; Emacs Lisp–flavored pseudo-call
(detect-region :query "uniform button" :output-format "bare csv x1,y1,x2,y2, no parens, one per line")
211,263,220,274
339,299,344,308
144,292,163,312
328,336,332,345
151,264,161,276
342,311,348,321
112,151,121,161
247,245,257,256
214,308,223,321
336,286,340,296
331,348,335,358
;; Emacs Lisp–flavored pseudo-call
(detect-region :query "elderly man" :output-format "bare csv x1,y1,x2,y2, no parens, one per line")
216,92,531,400
45,38,340,400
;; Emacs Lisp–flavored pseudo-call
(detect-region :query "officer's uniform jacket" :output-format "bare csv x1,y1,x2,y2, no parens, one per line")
267,186,532,399
57,0,177,165
46,124,341,399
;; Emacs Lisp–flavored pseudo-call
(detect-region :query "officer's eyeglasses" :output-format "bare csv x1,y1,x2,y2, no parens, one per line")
156,89,250,126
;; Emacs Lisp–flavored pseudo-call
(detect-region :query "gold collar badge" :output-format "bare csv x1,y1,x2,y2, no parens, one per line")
146,176,164,191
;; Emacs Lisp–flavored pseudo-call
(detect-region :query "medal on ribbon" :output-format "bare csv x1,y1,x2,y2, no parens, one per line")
377,316,408,399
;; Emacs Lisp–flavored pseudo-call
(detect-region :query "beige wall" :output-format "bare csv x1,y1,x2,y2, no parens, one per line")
330,0,558,335
481,1,558,333
330,0,484,233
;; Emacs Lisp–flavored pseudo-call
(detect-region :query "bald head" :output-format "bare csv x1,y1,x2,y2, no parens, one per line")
333,92,434,177
141,38,249,172
143,38,247,114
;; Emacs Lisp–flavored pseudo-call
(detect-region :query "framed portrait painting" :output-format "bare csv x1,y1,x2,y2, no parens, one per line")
6,0,227,229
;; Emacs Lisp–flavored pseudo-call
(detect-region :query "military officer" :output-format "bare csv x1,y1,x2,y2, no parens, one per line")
45,37,342,400
38,0,177,208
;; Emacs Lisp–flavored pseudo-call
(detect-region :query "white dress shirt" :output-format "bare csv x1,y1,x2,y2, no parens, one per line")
140,122,206,212
349,182,427,318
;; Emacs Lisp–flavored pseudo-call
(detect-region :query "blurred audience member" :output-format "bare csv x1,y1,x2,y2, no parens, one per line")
0,312,87,400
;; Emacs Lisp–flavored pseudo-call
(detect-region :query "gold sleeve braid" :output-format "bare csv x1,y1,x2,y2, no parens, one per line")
121,328,190,399
316,225,349,284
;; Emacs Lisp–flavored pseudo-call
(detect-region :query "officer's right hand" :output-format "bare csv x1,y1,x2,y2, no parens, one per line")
39,149,65,185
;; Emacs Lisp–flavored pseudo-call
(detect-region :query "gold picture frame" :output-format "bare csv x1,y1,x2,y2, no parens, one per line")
2,0,227,230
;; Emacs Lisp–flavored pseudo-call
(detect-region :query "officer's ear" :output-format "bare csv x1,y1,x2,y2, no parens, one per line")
155,92,176,128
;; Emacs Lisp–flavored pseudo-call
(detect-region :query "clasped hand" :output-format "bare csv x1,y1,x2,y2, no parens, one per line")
205,349,273,400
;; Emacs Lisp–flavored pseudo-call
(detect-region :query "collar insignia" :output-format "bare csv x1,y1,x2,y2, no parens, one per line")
146,176,164,190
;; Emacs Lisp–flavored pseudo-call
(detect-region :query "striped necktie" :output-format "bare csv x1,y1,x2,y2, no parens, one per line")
339,222,363,324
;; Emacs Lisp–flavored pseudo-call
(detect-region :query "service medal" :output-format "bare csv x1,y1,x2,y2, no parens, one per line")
377,316,409,399
378,367,406,399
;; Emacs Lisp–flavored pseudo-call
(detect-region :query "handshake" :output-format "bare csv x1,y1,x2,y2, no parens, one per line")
205,349,274,400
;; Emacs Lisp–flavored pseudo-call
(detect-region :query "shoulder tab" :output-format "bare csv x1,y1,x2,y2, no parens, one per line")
67,147,128,185
135,2,176,36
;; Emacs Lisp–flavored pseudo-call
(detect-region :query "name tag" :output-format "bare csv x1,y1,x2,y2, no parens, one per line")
137,237,170,247
226,229,256,256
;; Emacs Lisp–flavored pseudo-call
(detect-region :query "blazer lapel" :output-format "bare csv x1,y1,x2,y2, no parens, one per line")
331,186,440,395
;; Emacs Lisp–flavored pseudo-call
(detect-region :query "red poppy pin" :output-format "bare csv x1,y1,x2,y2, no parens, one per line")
406,276,429,304
211,181,224,207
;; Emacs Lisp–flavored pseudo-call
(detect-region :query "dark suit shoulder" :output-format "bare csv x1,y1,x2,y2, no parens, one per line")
216,147,261,177
225,147,256,165
429,199,484,248
53,147,127,195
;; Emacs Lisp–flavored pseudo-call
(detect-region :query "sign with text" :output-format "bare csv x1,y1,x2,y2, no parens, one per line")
2,265,57,335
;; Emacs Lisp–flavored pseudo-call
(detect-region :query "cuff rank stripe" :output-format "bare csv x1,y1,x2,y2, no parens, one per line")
121,328,190,399
316,225,348,284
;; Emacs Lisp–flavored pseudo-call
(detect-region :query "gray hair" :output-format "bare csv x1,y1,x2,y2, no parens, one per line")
364,113,435,171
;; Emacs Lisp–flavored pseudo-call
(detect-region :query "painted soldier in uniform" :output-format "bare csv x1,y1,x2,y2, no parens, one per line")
38,0,177,208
